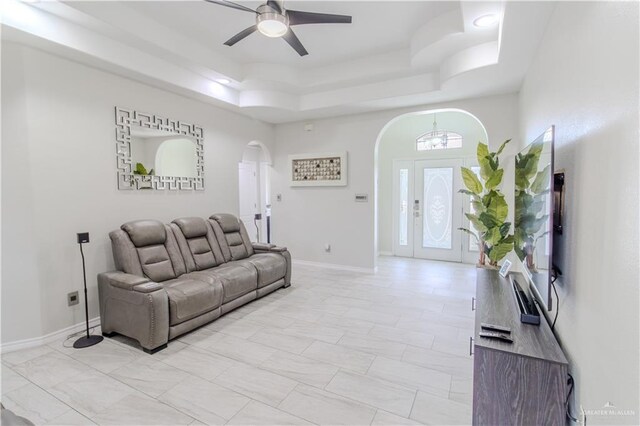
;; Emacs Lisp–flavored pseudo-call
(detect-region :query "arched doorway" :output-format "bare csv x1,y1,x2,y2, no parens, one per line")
239,141,272,243
374,109,488,264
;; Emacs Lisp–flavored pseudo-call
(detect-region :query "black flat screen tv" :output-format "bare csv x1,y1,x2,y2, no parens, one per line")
514,126,555,311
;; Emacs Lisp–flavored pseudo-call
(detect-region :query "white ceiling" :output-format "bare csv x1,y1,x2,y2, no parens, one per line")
1,0,557,123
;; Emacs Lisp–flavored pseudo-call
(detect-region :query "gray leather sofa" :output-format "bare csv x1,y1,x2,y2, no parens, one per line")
98,214,291,353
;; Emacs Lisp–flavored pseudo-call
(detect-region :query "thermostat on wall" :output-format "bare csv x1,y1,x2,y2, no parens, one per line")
355,194,368,202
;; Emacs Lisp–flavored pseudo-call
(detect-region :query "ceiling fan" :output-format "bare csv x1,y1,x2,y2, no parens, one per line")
204,0,352,56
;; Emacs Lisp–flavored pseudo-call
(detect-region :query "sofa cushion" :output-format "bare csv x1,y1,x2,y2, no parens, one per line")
209,214,255,261
162,275,223,326
206,262,258,304
213,213,241,232
137,245,176,282
118,220,186,282
122,220,166,247
245,253,287,288
170,218,225,273
173,217,208,239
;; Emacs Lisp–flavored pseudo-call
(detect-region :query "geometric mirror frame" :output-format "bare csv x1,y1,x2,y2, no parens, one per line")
115,106,205,190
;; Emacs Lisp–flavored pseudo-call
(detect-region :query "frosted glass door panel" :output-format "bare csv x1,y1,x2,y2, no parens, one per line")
392,160,414,257
422,168,453,249
399,168,409,246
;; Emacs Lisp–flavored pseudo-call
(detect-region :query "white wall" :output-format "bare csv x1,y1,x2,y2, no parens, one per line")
519,2,639,423
377,111,488,255
1,43,275,345
272,93,519,269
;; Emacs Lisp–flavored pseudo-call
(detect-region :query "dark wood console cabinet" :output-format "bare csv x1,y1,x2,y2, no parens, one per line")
472,269,568,425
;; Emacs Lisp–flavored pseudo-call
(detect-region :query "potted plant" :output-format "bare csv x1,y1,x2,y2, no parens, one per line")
131,162,155,189
458,140,514,268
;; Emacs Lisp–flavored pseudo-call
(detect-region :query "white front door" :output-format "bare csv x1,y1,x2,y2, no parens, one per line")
413,159,463,262
392,159,463,262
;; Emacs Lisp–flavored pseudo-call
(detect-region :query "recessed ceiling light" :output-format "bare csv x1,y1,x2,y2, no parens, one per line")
216,78,231,85
473,14,499,28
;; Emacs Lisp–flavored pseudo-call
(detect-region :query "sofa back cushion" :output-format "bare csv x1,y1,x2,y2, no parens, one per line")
209,214,255,262
115,220,186,282
170,217,225,272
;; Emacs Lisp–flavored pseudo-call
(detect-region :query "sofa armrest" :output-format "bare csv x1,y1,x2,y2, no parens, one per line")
99,271,159,292
97,271,169,352
253,243,288,253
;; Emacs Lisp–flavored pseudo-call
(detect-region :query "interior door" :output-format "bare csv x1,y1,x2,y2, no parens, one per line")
238,161,258,241
413,159,463,262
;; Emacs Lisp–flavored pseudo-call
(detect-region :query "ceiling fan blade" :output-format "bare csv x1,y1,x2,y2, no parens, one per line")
224,25,258,46
282,28,308,56
287,10,352,26
203,0,257,14
266,0,282,14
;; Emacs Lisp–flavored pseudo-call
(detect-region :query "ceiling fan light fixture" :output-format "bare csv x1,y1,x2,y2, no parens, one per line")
473,14,499,28
257,9,288,37
258,19,288,37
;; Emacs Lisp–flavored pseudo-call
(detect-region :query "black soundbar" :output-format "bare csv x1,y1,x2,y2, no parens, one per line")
512,278,541,325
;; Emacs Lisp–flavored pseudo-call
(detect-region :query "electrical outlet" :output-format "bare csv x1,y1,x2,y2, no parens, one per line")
77,232,90,244
68,291,79,306
325,243,331,253
276,194,282,202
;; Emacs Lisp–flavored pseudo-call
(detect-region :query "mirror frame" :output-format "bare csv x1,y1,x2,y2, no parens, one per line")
115,107,204,190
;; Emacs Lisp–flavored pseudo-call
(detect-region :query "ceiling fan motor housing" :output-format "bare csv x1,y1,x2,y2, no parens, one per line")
256,4,289,37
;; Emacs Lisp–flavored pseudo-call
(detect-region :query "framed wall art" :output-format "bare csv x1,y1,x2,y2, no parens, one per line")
289,152,347,187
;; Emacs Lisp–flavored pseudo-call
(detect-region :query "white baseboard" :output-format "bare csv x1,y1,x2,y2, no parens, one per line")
377,251,393,256
293,259,376,274
1,317,101,354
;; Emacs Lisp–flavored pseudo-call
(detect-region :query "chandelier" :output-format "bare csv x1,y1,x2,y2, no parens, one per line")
416,114,462,151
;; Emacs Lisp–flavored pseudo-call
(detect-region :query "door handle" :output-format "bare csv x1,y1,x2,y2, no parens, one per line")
469,336,474,356
471,297,476,311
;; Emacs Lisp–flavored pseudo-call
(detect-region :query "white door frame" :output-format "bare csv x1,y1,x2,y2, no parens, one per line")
392,158,483,263
238,161,259,241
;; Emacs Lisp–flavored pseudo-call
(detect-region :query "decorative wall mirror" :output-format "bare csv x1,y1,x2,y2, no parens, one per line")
115,107,204,190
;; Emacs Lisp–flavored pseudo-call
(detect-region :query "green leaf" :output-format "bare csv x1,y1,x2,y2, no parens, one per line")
461,167,483,194
515,168,530,190
477,142,490,165
479,211,499,229
488,242,513,262
466,213,488,233
499,222,511,238
496,139,511,156
477,142,489,160
485,227,501,245
488,156,499,172
135,162,148,175
500,235,515,245
530,164,551,194
471,200,485,214
485,169,504,190
479,158,493,181
487,193,508,223
458,227,479,242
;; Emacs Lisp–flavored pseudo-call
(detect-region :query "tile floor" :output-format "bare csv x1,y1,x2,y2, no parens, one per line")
1,257,476,425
